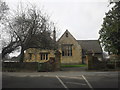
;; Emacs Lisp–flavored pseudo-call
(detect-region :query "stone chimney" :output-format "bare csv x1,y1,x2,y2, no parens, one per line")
53,27,56,42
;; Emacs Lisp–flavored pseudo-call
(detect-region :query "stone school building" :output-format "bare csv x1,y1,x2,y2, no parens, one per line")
24,30,103,65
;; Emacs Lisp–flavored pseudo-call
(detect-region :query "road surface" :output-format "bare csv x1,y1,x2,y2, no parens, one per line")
2,71,119,89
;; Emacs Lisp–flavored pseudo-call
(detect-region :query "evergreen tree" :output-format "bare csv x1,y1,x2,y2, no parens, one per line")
99,1,120,55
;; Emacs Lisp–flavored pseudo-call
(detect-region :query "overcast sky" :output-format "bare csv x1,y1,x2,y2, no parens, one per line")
5,0,112,40
3,0,114,57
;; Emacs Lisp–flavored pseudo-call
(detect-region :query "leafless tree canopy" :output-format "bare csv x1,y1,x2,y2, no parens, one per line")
0,0,9,22
2,4,57,62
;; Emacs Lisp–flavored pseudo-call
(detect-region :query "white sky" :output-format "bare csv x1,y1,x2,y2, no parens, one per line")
5,0,112,40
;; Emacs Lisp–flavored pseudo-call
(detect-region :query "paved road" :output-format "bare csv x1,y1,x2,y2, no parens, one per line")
2,71,119,89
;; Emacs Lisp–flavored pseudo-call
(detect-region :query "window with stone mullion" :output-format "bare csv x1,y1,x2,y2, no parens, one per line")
62,44,72,56
40,53,48,60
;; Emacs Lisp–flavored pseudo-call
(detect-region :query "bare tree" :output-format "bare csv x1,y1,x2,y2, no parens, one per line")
0,0,9,22
2,5,57,62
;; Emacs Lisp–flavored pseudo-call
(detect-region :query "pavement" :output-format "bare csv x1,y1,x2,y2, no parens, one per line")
61,67,87,71
2,70,119,89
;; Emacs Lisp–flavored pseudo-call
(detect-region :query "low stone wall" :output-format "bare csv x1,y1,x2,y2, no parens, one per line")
2,61,60,72
86,54,105,70
2,50,61,72
38,60,59,72
2,62,38,72
106,55,120,70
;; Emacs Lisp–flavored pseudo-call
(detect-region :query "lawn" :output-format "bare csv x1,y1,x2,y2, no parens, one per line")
61,64,87,68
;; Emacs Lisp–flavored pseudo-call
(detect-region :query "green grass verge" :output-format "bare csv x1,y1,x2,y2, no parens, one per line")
61,64,87,68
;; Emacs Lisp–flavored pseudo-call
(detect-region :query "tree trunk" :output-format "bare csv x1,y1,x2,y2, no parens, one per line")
2,41,20,59
19,47,24,62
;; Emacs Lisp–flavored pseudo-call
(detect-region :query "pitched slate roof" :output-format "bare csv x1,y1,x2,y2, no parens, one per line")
77,40,103,53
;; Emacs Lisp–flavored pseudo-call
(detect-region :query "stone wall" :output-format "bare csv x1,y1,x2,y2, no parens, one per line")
2,50,61,72
24,48,55,63
38,50,61,71
86,53,105,70
106,55,120,70
2,62,38,72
